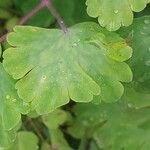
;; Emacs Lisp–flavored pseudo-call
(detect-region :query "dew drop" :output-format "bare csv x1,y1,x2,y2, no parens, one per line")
60,21,63,24
12,99,17,102
129,30,134,37
108,22,115,31
138,77,145,82
117,132,121,136
145,60,150,66
144,19,150,24
140,31,146,35
148,47,150,52
23,102,29,107
82,120,88,126
69,73,72,76
72,43,77,47
32,29,37,32
42,75,46,80
90,27,93,31
114,10,118,14
135,106,139,109
6,95,10,99
128,103,133,108
89,117,94,121
143,26,147,30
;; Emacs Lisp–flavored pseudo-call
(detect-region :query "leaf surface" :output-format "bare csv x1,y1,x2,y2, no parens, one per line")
0,62,30,147
42,109,72,150
3,22,132,114
86,0,150,31
68,103,150,149
118,16,150,107
0,64,30,130
119,16,150,92
7,131,39,150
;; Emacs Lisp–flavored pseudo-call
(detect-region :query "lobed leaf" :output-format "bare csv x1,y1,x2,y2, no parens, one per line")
0,128,16,148
0,64,30,130
86,0,150,31
0,62,30,147
68,103,150,149
42,109,72,150
122,85,150,109
3,22,132,114
7,131,39,150
42,109,70,129
119,16,150,92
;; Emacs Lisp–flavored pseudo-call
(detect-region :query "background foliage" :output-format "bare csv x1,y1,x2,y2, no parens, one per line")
0,0,150,149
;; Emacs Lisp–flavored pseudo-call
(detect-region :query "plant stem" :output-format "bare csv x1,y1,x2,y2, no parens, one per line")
0,0,68,43
18,0,45,25
0,0,45,43
0,34,7,43
0,2,45,43
42,0,68,33
27,118,45,141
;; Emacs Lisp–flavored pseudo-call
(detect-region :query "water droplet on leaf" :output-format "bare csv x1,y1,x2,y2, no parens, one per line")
128,103,133,108
89,117,94,121
12,98,17,102
145,60,150,66
72,43,77,47
144,19,150,24
23,102,29,107
42,75,46,80
6,95,10,99
140,31,146,35
114,10,118,14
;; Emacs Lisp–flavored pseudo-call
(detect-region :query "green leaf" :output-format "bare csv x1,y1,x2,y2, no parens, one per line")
0,8,12,19
3,22,132,114
118,16,150,92
0,63,30,147
42,109,70,129
0,0,13,8
50,129,73,150
118,16,150,107
68,103,109,139
71,0,94,25
41,142,51,150
122,85,150,109
95,125,150,150
0,122,21,148
0,64,30,130
0,128,16,148
93,105,150,150
14,0,75,27
42,109,72,150
14,0,54,27
7,131,39,150
135,4,150,17
68,103,150,150
86,0,150,31
14,0,92,27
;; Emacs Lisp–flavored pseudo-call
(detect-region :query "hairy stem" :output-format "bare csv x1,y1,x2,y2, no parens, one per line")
42,0,68,33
